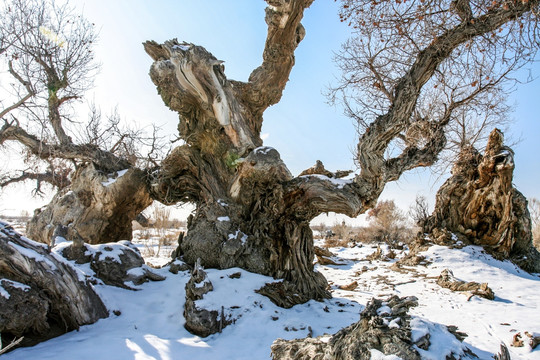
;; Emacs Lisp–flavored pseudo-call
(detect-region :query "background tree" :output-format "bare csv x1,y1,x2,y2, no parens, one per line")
331,0,536,173
423,129,540,272
408,194,431,229
367,200,408,245
0,0,162,244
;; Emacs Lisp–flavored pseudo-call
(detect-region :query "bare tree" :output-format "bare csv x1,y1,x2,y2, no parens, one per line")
367,200,408,245
409,194,430,229
0,0,163,244
331,0,536,172
141,0,540,307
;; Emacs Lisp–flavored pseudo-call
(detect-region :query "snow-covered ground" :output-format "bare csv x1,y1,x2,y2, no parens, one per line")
2,223,540,359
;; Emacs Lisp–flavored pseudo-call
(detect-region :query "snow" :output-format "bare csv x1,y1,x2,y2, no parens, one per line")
3,225,540,359
377,305,392,316
84,242,139,264
217,216,230,222
228,230,248,245
370,349,403,360
101,169,129,187
300,174,352,189
0,279,30,299
172,44,191,51
217,199,228,207
253,146,274,155
7,241,57,270
411,318,467,360
50,242,92,283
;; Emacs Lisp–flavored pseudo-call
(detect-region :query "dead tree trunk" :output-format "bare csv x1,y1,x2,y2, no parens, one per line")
0,221,108,351
143,0,340,306
27,163,153,245
425,129,540,272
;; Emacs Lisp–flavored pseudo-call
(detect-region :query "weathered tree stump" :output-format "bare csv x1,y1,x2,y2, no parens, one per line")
59,240,165,289
272,296,423,359
271,295,473,359
437,269,495,300
425,129,540,272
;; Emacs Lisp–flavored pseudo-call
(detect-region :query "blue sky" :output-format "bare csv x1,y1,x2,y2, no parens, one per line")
2,0,539,224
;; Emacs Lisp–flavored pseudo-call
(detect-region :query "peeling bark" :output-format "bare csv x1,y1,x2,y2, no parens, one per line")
0,222,108,351
425,129,540,272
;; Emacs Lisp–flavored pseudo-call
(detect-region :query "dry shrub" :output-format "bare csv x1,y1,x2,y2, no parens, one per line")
323,237,350,248
350,200,416,246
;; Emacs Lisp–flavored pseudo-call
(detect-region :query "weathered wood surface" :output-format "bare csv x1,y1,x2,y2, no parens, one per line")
27,163,152,245
271,296,423,360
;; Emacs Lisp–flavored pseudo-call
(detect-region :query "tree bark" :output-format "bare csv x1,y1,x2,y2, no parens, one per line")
27,163,152,245
0,221,108,351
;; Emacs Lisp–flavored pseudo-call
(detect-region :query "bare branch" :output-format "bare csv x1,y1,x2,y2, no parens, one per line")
0,168,71,195
243,0,314,116
0,336,24,355
0,61,35,119
1,120,130,171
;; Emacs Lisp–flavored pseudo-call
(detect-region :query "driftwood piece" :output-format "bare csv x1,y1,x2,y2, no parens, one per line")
436,269,495,300
314,246,345,266
525,331,540,350
337,281,358,291
493,343,512,360
509,331,540,350
511,333,524,347
0,336,24,356
0,221,108,351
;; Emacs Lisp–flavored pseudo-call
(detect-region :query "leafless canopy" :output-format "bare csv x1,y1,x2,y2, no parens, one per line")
0,0,164,195
331,0,539,172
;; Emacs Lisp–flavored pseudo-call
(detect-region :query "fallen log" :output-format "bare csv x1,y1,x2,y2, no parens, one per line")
0,221,108,351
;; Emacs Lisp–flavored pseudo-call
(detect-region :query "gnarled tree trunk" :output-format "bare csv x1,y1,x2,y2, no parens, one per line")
27,163,152,245
425,129,540,272
142,0,343,306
